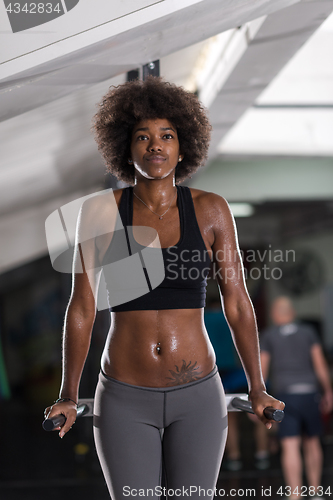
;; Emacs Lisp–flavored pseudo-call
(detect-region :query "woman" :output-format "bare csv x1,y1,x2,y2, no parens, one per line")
45,77,284,499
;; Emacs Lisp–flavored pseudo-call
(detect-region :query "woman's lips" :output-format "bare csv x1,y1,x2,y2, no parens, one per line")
145,155,166,163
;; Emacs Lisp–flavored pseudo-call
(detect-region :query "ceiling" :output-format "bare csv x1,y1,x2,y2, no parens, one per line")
217,10,333,156
0,0,333,273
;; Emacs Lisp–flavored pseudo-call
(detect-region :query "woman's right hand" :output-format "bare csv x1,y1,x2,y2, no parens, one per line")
44,400,77,438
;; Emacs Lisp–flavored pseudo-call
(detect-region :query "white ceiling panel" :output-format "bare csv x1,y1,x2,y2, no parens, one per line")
217,9,333,155
257,7,333,103
217,108,333,155
0,0,299,121
0,0,203,66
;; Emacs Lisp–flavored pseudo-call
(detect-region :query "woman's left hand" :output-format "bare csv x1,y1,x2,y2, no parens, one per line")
249,389,285,429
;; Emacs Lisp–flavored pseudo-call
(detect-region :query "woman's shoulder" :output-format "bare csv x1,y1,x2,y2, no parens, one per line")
188,187,231,216
81,188,125,214
78,188,127,238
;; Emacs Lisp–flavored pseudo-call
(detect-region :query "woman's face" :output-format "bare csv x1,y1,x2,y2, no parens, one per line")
129,118,183,181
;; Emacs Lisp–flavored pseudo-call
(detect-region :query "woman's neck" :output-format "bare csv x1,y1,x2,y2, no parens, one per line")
133,179,177,210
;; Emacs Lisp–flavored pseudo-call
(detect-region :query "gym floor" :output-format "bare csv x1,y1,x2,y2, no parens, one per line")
0,399,332,500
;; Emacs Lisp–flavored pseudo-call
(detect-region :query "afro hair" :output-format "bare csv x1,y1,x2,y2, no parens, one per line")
92,76,212,185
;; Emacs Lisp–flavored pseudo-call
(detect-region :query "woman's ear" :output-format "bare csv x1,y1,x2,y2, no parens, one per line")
128,159,133,164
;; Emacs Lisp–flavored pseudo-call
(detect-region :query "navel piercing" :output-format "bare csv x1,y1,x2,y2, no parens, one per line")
156,342,161,354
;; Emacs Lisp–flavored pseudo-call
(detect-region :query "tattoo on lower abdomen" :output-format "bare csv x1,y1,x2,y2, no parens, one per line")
166,360,203,385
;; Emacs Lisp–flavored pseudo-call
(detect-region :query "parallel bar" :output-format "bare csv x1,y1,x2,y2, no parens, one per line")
42,395,284,430
42,401,91,431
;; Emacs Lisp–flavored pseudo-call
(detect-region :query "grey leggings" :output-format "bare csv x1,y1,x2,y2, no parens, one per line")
93,366,228,500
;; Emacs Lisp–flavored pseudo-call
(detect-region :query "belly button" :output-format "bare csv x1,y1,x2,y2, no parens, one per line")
156,342,161,355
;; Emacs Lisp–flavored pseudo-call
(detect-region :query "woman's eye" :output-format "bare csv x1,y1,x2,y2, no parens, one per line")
164,134,173,139
137,135,148,141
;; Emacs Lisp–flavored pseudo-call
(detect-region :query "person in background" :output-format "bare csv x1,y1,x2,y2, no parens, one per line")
260,296,333,500
206,298,274,472
204,299,247,471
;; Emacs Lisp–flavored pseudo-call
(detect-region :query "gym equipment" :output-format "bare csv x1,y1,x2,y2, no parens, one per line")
42,393,284,431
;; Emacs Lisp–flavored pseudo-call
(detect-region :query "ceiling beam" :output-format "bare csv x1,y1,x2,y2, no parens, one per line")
0,0,300,121
204,0,333,156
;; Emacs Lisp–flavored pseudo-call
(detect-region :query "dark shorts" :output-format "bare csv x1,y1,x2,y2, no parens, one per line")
275,392,322,439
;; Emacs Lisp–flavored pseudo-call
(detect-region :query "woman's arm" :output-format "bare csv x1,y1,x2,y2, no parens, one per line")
45,201,101,437
209,194,284,427
59,244,97,403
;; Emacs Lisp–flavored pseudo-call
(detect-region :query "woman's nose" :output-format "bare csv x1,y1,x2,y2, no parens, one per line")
147,138,162,151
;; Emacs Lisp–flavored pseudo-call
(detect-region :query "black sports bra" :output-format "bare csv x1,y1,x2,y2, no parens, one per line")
102,185,212,311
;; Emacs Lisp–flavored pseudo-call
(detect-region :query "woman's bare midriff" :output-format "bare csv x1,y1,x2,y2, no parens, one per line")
101,308,216,387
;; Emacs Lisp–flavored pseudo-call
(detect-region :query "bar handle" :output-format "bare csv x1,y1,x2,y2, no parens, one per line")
42,403,89,431
231,397,284,422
